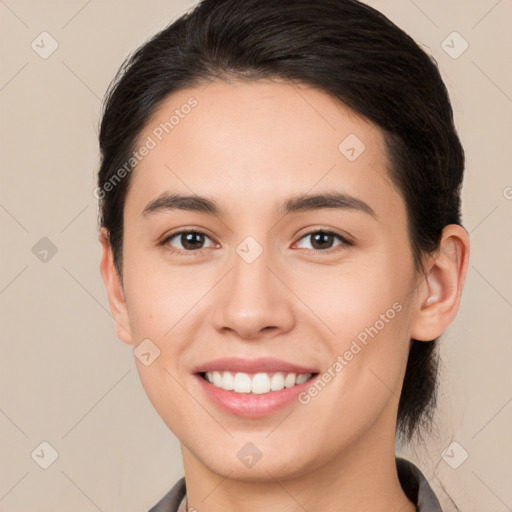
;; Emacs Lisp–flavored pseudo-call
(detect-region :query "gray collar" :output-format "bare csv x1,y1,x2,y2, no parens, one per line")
396,457,444,511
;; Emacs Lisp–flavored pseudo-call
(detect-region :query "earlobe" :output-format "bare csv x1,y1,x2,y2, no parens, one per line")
98,227,133,345
410,225,470,342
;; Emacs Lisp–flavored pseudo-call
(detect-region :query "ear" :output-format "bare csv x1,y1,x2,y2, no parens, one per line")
410,224,470,342
98,227,133,345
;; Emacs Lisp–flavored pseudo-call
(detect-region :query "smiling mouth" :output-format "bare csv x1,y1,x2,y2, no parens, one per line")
199,371,319,395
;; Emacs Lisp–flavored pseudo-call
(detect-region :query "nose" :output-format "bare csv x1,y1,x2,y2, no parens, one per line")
212,240,296,340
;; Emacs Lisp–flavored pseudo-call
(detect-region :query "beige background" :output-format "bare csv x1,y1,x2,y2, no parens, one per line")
0,0,511,510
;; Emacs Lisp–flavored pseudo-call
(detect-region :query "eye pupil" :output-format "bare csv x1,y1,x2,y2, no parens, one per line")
182,232,204,250
311,232,334,250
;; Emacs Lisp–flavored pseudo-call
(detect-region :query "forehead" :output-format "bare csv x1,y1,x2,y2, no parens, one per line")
125,79,404,224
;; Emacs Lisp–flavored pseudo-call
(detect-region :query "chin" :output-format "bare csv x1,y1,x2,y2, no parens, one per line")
193,444,316,483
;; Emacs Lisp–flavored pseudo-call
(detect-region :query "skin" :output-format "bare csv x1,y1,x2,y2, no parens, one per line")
99,79,469,512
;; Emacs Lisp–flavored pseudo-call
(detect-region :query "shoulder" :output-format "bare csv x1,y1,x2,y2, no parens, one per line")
396,457,444,512
147,477,186,512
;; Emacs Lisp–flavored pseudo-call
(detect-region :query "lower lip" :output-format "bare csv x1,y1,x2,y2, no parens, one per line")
194,374,317,418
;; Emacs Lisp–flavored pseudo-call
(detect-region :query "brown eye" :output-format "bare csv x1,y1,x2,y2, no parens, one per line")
295,230,352,252
164,230,215,253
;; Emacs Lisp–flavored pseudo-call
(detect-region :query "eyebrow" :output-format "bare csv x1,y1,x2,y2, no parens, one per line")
141,191,378,219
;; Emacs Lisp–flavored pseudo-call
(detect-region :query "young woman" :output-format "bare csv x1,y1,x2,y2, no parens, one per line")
96,1,470,510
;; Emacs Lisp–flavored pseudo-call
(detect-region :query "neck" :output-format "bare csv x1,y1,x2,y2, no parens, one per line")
181,411,416,512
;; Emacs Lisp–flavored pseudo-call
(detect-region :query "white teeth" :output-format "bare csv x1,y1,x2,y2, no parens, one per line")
233,372,252,393
270,372,285,391
222,371,234,390
204,371,312,394
212,371,223,387
284,373,296,388
251,373,270,394
296,373,309,385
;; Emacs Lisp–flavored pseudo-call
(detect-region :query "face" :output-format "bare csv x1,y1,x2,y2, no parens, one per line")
104,79,427,480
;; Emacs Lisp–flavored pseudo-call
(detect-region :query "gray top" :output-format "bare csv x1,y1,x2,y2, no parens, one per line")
148,457,443,512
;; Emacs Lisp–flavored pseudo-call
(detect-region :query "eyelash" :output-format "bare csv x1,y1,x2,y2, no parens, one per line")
160,228,353,255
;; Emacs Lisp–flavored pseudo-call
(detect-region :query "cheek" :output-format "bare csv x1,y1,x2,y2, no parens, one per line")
295,300,411,454
294,251,413,406
290,252,409,339
122,245,199,339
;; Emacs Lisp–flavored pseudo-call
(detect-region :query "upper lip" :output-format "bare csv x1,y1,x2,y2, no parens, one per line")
193,357,319,375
